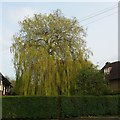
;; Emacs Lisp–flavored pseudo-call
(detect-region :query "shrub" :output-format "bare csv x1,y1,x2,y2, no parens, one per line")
61,95,119,118
2,95,120,119
2,96,58,119
75,65,109,95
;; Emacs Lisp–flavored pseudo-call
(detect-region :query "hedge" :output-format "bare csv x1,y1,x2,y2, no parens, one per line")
61,96,119,118
2,95,120,119
2,96,58,119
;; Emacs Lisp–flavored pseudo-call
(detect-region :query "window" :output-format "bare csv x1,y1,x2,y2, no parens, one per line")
104,67,112,74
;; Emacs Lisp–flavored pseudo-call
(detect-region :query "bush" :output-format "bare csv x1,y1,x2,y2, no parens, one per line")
2,95,120,119
2,96,58,119
61,96,119,118
75,65,109,95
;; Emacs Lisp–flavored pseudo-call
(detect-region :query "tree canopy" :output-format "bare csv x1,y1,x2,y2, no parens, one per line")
75,64,109,95
11,10,93,96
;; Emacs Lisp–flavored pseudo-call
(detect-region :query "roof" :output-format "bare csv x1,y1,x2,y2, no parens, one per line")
101,61,120,80
0,72,11,85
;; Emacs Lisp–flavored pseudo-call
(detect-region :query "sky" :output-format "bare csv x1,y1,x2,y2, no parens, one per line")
0,1,118,79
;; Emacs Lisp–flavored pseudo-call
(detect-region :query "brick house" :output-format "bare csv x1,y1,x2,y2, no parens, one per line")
101,61,120,92
0,72,12,95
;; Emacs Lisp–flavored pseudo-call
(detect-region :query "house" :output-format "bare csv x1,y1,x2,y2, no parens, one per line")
101,61,120,92
0,72,12,95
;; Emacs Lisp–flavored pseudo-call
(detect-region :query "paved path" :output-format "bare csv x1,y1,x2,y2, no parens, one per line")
63,117,120,120
2,117,120,120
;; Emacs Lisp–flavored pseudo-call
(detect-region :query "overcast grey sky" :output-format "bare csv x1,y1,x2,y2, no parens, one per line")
0,1,118,79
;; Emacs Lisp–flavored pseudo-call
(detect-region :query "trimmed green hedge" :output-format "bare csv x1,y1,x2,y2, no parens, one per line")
2,96,58,119
2,95,120,119
61,96,119,118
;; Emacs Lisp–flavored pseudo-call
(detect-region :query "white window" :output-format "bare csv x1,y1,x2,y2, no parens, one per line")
0,80,2,85
0,84,3,91
104,67,112,74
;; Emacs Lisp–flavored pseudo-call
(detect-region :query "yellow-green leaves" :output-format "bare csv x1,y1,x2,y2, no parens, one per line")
11,10,91,96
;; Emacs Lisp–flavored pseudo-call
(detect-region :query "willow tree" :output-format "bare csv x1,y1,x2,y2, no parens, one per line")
11,10,91,96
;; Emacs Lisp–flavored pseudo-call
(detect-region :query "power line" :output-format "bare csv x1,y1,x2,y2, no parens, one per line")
83,11,118,26
79,4,118,23
1,10,117,55
79,4,117,20
0,4,118,55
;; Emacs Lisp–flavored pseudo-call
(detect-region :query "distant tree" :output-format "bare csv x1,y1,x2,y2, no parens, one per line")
75,64,109,95
10,80,16,95
11,9,92,96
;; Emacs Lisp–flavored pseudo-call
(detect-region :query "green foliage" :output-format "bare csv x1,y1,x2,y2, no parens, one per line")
11,9,91,96
2,96,120,119
10,80,16,95
2,96,58,119
75,65,109,95
61,95,119,118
